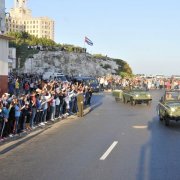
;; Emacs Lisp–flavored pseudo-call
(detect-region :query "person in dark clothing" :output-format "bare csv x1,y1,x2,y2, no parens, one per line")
87,88,92,105
21,102,31,131
34,94,42,125
6,101,15,137
1,103,10,138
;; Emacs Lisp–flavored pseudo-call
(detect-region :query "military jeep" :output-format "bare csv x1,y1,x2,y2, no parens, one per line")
112,89,123,102
158,90,180,126
122,86,152,106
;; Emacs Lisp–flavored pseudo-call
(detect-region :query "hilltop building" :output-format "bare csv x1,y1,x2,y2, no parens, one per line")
6,0,54,40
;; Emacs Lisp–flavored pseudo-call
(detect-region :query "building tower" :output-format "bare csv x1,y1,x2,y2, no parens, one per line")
10,0,31,18
15,0,27,8
6,0,54,40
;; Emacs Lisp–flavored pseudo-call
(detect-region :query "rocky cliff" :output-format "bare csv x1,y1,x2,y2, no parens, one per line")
23,50,130,76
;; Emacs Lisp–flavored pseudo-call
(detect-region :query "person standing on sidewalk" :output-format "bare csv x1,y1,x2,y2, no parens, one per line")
1,103,10,138
41,91,51,125
14,99,21,134
49,93,56,121
55,93,60,118
15,79,20,97
77,88,84,117
29,93,37,129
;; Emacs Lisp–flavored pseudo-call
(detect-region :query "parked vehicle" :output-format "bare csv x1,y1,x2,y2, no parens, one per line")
42,72,68,82
72,76,100,92
122,86,152,106
158,90,180,126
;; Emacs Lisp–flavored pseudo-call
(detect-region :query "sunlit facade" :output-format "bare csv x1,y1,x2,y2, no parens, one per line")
6,0,54,40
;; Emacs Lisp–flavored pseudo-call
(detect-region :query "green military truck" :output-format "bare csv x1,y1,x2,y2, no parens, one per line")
122,87,152,106
112,89,123,102
158,90,180,126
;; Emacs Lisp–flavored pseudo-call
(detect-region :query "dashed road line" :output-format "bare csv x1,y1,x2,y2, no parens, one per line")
100,141,118,160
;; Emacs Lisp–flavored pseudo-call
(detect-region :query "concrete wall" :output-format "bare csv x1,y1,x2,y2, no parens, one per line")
0,37,9,95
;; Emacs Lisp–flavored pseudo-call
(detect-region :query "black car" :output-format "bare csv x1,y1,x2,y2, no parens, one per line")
72,76,100,92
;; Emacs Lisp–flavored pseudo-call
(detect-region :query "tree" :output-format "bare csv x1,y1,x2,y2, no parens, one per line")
20,31,29,43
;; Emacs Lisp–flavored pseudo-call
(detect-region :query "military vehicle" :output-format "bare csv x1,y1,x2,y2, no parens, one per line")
158,90,180,126
122,87,152,106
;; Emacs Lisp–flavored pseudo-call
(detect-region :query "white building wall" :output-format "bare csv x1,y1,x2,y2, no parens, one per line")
0,0,6,33
8,47,16,71
0,38,9,75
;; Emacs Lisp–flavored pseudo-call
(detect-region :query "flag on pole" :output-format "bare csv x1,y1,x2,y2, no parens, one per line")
85,36,93,46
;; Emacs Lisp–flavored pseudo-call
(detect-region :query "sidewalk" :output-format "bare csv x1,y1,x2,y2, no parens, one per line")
0,106,92,155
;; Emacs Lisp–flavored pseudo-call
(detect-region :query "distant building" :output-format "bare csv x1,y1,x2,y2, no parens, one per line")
6,0,55,40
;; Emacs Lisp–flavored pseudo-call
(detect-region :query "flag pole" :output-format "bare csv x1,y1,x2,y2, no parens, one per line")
84,36,86,54
84,36,87,63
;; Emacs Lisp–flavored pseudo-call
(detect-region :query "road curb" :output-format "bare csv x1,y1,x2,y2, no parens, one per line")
0,106,92,154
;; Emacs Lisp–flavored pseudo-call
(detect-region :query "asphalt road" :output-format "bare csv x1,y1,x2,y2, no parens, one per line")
1,90,180,180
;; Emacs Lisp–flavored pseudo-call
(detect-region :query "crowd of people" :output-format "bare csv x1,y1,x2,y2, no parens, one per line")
0,73,92,141
1,73,180,141
98,75,180,91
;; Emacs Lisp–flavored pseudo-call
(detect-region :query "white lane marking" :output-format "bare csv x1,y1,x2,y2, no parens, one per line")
100,141,118,160
133,125,147,129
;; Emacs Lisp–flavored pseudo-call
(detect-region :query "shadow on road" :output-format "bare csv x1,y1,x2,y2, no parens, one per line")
0,128,49,155
137,116,180,180
89,93,104,113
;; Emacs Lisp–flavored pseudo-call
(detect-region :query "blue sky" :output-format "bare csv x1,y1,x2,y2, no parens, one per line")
5,0,180,75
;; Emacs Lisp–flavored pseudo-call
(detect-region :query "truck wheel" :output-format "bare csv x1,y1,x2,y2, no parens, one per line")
123,96,126,104
164,117,170,126
158,110,163,121
147,101,151,106
158,113,163,122
159,115,163,121
131,99,136,106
